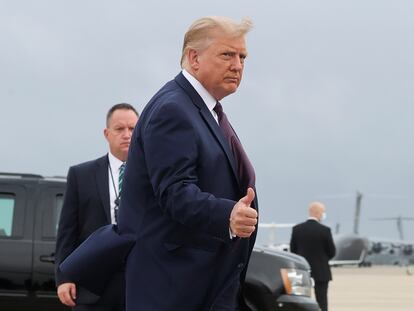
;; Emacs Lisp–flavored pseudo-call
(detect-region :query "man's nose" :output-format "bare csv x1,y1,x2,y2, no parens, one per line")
231,56,243,71
122,128,133,138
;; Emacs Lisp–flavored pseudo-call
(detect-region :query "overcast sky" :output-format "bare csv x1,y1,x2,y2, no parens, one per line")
1,0,413,243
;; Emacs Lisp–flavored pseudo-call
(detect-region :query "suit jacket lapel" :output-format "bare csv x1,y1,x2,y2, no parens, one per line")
95,155,111,223
174,73,240,188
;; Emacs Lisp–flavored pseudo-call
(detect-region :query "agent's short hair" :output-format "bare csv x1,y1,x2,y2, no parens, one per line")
106,103,139,127
180,16,253,69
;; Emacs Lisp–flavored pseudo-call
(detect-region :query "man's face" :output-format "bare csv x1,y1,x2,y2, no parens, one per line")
104,109,138,161
192,33,247,100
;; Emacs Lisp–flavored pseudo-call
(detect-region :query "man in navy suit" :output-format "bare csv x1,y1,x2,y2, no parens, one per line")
116,16,258,310
290,202,336,311
55,103,139,310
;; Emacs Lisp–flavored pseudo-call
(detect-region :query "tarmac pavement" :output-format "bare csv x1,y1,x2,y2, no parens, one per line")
328,266,414,311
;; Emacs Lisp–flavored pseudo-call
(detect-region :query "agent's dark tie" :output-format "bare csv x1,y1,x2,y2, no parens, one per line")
115,162,125,223
214,102,255,190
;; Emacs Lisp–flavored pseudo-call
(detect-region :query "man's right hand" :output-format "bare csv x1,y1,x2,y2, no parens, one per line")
57,282,77,307
230,188,258,238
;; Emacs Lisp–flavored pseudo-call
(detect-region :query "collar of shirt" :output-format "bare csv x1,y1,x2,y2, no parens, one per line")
308,217,320,222
108,151,124,172
182,69,218,123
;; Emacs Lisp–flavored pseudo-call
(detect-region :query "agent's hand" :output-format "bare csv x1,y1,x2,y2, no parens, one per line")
230,188,258,238
57,282,77,307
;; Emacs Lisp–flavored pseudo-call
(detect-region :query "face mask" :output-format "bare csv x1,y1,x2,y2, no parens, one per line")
321,212,327,221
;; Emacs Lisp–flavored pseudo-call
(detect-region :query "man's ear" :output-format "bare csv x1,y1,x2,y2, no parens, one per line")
103,128,109,140
188,49,200,71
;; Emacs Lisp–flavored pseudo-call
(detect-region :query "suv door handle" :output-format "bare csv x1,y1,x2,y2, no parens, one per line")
40,253,55,263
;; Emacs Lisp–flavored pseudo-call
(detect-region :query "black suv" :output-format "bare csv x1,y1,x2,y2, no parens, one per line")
0,173,67,310
0,173,319,311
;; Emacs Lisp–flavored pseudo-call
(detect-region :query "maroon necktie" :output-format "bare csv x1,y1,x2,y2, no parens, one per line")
214,102,256,190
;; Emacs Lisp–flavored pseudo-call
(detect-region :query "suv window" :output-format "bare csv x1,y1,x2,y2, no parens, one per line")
54,194,64,235
42,191,64,239
0,194,15,237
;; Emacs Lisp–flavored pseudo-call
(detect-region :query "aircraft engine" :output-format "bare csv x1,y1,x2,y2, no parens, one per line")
371,242,383,253
402,245,413,256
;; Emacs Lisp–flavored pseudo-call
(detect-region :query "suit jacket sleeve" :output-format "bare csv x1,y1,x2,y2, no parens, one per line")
290,227,297,253
55,166,79,285
142,102,235,242
324,227,336,259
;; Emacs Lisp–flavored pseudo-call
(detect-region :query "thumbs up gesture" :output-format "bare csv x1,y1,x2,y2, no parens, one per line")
229,188,258,238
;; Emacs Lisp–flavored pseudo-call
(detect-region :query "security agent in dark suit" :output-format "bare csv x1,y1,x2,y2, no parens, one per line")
55,103,139,311
290,202,336,311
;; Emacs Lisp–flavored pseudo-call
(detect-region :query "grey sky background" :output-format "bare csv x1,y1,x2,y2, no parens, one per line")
1,0,413,243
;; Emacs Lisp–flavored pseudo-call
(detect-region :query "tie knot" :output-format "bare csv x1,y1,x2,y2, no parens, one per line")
214,102,224,123
213,101,223,115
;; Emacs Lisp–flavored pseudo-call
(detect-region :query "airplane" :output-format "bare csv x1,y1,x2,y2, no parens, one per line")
363,216,414,266
258,222,296,252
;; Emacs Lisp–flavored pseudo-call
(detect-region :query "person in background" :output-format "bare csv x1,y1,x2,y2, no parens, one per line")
290,202,336,311
55,103,139,311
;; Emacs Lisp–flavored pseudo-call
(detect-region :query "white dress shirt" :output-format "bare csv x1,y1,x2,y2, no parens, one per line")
108,152,124,224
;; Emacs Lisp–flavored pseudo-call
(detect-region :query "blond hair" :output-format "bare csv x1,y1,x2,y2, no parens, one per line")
180,16,253,69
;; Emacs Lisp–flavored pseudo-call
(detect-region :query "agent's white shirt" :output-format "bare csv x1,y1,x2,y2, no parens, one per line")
108,152,124,224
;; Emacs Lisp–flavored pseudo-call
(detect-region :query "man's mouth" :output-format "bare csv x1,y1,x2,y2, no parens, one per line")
225,77,239,83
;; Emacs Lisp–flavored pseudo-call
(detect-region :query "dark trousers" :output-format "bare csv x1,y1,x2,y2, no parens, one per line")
74,272,124,311
74,305,123,311
314,281,329,311
210,280,240,311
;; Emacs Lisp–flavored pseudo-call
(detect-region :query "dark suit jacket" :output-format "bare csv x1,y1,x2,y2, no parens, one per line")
113,72,258,310
290,219,336,282
55,155,123,305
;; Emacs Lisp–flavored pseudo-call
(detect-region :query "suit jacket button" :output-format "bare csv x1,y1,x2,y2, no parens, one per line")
237,263,244,269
